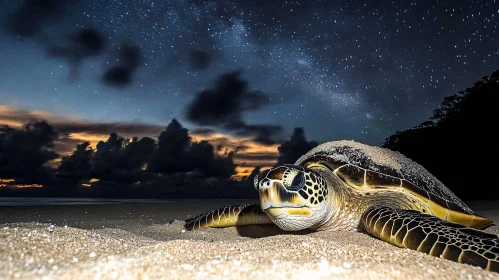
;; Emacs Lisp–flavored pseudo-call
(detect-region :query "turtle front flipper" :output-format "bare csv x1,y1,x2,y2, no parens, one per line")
361,206,499,273
184,204,272,231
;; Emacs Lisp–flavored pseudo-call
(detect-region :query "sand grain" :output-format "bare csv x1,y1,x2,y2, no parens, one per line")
1,221,498,280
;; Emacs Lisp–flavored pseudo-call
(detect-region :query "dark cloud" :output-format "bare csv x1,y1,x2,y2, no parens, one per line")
102,67,133,87
0,106,272,183
0,106,267,166
207,152,236,178
185,71,282,144
54,136,85,157
4,0,72,37
91,133,125,178
276,127,319,166
119,45,142,69
50,122,164,137
147,119,191,174
188,140,215,171
233,153,279,162
3,2,142,87
224,120,283,145
85,133,156,183
0,121,59,182
47,28,107,79
71,28,106,55
58,134,156,185
243,166,260,182
188,140,236,178
117,137,156,171
186,71,269,124
102,45,142,87
188,49,213,70
47,119,238,198
58,142,93,179
0,118,248,198
147,119,236,178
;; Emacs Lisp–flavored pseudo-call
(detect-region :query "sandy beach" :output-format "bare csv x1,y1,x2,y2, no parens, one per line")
1,199,498,280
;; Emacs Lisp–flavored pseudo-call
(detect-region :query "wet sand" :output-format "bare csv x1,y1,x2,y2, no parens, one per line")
0,199,498,279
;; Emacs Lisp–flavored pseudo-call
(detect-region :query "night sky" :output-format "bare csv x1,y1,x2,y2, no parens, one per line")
0,0,498,158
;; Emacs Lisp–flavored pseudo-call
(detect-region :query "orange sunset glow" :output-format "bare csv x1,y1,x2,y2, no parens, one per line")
0,178,16,188
0,178,42,189
81,178,100,187
67,131,279,180
0,105,279,181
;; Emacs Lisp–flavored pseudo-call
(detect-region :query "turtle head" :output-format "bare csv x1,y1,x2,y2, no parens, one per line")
254,164,330,231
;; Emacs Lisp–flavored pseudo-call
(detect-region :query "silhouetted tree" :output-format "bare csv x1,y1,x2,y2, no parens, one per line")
383,69,499,200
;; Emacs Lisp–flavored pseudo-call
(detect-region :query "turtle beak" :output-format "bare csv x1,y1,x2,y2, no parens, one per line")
259,181,307,215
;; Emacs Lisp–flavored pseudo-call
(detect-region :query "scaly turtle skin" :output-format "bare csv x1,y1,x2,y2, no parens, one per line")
184,140,499,273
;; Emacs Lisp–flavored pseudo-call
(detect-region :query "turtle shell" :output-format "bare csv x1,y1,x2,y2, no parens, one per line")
295,140,494,229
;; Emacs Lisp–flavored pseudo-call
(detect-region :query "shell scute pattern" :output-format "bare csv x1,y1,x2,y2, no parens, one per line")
365,170,401,188
295,140,474,214
296,171,328,206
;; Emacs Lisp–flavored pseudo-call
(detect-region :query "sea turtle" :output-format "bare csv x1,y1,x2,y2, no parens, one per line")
184,140,499,272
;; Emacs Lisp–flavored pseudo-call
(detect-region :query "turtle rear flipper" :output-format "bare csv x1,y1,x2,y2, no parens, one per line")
184,204,272,231
361,206,499,273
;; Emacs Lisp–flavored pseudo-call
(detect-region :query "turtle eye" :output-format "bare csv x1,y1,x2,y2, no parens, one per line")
260,179,271,188
286,172,304,191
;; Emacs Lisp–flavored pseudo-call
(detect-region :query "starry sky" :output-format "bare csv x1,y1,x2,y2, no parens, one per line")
0,0,498,148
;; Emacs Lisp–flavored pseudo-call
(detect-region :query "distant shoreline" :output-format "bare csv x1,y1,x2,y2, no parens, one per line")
0,196,496,204
0,197,258,206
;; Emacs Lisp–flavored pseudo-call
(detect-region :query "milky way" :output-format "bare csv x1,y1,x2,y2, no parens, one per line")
0,0,497,145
